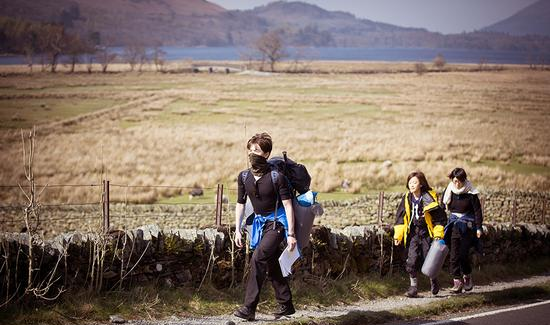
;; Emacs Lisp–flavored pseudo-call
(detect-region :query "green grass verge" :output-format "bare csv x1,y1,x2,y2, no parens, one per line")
0,98,121,128
1,257,549,324
295,283,550,325
476,159,550,177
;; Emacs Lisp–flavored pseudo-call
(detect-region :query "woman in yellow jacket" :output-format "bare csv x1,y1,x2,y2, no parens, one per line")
394,171,447,297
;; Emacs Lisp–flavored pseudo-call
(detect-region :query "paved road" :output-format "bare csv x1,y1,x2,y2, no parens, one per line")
96,275,550,325
420,300,550,325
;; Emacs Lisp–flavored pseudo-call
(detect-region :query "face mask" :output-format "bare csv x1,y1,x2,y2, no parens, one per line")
249,153,269,176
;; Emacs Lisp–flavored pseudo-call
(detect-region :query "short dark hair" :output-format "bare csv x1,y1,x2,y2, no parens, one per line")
448,167,468,182
247,132,272,153
406,171,432,191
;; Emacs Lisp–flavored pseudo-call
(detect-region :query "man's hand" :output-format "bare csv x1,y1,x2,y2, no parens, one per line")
394,239,401,246
235,229,243,248
287,236,297,252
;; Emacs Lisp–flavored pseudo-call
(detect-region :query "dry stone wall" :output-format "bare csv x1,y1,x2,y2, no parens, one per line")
1,223,549,302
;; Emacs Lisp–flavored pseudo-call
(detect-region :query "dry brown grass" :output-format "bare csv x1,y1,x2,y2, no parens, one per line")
0,62,549,204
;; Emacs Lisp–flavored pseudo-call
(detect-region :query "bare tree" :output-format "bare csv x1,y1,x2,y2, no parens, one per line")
478,57,487,71
415,62,427,75
39,24,67,73
17,22,40,73
18,128,65,300
289,46,315,73
137,47,148,72
255,30,287,72
97,46,117,73
64,33,88,73
152,46,167,72
123,44,143,72
238,48,259,71
433,53,446,71
85,31,101,73
86,53,94,74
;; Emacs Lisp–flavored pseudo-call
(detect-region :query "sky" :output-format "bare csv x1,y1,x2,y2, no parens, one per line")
211,0,540,34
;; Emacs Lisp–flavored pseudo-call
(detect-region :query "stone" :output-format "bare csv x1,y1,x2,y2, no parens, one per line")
178,229,199,241
109,314,126,323
136,224,161,241
342,226,366,239
201,228,225,252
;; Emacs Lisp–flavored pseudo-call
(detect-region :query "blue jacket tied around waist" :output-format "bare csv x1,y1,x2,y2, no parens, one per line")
250,206,289,250
444,212,482,254
445,212,476,235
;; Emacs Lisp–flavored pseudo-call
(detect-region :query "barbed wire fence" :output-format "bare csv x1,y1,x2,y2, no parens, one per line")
0,180,548,236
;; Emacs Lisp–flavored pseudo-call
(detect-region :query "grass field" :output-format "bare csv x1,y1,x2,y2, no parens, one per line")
0,62,549,205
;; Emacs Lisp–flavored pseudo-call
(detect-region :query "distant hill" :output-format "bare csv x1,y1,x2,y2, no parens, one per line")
246,1,435,47
246,1,550,51
1,0,549,52
0,0,254,46
482,0,550,37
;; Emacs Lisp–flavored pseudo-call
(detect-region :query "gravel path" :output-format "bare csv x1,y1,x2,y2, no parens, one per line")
104,275,550,325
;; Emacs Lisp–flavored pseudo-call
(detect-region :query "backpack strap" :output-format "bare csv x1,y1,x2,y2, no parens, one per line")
270,170,280,230
240,169,250,201
242,170,249,185
243,169,282,231
270,170,278,185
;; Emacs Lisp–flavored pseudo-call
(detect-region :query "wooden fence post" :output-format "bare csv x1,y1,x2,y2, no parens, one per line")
102,179,110,233
543,197,547,225
215,184,224,227
378,191,385,276
480,196,485,218
512,190,517,226
377,191,385,225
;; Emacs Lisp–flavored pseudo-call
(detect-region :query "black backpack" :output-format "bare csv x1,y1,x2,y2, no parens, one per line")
268,151,311,195
241,151,311,197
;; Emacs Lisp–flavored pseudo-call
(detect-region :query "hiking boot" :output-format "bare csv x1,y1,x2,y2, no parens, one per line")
430,278,440,295
234,306,255,321
463,274,473,292
273,303,296,319
405,286,418,298
450,278,463,294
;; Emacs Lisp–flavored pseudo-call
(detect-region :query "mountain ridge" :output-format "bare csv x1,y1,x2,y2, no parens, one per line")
482,0,550,37
1,0,549,52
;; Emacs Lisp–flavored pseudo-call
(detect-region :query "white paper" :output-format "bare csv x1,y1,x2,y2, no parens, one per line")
278,246,300,277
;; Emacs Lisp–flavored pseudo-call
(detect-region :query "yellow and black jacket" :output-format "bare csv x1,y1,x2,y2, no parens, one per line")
393,190,447,245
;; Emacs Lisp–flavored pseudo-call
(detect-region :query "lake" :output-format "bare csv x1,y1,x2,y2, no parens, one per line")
1,47,548,65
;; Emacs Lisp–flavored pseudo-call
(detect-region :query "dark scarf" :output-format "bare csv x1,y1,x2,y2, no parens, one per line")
249,153,270,177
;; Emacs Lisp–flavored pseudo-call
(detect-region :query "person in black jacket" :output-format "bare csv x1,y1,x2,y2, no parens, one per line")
442,167,483,293
394,171,447,297
233,132,297,321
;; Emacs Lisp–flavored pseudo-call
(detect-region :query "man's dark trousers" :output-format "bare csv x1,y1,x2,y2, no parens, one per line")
244,221,292,310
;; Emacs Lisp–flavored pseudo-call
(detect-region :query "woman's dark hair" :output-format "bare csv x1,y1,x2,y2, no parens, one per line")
448,167,468,182
406,171,432,191
247,132,272,153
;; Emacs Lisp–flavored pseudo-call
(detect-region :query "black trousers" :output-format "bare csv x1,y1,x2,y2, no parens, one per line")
450,225,475,278
244,221,292,310
405,231,431,277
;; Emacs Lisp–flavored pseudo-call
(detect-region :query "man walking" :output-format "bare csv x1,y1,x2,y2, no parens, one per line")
233,132,297,321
